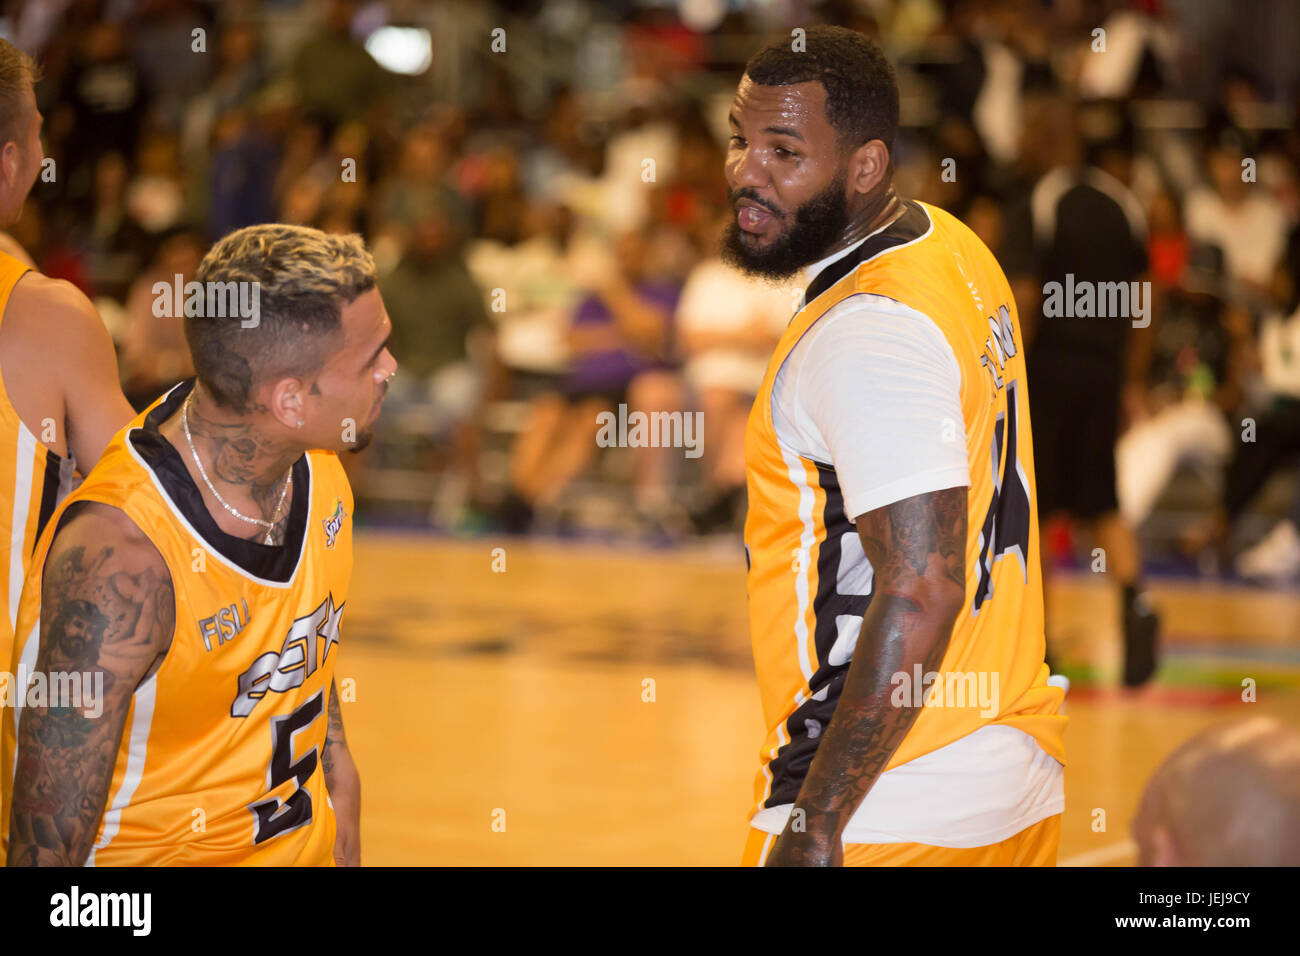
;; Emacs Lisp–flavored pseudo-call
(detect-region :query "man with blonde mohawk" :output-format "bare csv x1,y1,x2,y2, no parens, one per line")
3,223,397,866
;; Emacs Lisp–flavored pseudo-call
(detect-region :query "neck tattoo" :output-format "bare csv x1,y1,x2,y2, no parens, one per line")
181,393,292,545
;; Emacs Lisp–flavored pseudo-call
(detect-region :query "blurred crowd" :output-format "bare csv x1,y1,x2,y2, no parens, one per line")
3,0,1299,575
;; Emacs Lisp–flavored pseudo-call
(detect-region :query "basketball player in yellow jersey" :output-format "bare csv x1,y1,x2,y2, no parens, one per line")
3,224,396,866
724,27,1066,866
0,40,135,664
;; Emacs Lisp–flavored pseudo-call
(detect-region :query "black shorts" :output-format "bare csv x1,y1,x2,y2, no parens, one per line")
1026,349,1121,521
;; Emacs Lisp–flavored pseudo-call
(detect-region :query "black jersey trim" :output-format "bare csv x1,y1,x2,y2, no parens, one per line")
803,200,934,307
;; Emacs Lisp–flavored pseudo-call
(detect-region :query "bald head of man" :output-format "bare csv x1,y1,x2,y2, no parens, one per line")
1133,716,1300,866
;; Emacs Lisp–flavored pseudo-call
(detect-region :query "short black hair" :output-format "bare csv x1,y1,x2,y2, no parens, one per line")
744,25,899,153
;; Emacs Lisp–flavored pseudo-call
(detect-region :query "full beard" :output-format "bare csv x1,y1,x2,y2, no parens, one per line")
720,172,850,282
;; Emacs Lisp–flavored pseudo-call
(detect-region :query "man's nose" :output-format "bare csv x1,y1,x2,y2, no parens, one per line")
727,144,769,192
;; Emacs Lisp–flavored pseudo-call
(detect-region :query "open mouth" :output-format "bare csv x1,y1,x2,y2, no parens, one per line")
736,200,779,234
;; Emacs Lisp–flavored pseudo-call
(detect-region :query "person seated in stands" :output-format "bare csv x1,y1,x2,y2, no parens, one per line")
498,228,683,535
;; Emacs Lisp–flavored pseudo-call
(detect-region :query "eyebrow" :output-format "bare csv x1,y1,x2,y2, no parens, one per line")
764,125,805,142
365,332,390,368
727,114,805,142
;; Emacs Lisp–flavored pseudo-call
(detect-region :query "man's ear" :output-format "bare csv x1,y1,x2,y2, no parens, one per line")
267,378,304,430
1145,823,1181,867
847,139,891,198
0,141,17,190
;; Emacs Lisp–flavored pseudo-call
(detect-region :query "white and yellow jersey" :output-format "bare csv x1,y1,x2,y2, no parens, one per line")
744,200,1067,824
2,379,354,865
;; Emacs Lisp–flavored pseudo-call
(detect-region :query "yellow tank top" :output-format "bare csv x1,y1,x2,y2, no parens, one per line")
0,251,77,675
2,379,353,865
744,200,1067,816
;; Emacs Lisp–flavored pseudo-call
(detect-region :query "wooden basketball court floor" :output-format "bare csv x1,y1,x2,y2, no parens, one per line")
338,531,1300,866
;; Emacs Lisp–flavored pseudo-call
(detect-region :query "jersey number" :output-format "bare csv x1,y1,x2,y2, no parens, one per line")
973,380,1031,613
250,690,323,844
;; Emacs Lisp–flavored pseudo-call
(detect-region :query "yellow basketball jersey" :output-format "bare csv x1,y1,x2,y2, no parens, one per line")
1,379,353,865
744,199,1066,816
0,251,77,674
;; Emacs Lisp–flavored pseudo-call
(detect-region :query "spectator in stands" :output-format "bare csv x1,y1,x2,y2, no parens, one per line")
1188,225,1300,577
118,226,201,410
677,215,792,532
55,20,150,203
206,106,278,241
85,150,149,303
1116,243,1250,529
289,0,391,127
498,228,682,534
1002,92,1160,686
377,189,493,518
1184,130,1289,306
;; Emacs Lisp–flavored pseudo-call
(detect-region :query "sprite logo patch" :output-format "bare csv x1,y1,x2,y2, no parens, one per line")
323,499,347,549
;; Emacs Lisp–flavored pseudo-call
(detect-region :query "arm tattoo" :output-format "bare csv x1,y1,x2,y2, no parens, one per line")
8,529,174,867
777,488,966,860
322,679,346,778
858,487,966,594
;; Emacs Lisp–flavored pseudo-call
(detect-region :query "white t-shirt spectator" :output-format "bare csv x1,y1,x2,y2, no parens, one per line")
677,260,796,395
1184,187,1288,289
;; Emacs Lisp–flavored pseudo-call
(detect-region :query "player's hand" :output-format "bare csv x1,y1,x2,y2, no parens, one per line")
764,826,843,867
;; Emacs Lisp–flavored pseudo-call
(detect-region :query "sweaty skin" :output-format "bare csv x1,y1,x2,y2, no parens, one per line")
724,78,903,280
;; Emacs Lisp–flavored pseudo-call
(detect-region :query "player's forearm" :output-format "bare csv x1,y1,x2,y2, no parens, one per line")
323,740,361,822
783,593,956,850
769,488,967,865
8,702,134,866
323,679,361,863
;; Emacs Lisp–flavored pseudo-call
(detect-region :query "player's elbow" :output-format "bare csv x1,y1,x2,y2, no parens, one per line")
911,575,966,634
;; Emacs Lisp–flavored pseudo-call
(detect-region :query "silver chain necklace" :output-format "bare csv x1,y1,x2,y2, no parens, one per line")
182,393,292,545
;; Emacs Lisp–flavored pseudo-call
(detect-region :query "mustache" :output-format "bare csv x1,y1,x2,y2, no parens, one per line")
728,188,784,219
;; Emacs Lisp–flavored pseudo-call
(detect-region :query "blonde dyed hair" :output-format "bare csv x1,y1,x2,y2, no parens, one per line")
187,224,378,414
196,222,376,300
0,39,39,146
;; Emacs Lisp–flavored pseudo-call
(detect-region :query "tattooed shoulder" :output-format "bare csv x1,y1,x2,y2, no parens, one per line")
9,503,175,865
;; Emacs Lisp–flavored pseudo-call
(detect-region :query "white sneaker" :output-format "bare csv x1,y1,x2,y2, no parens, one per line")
1237,520,1300,580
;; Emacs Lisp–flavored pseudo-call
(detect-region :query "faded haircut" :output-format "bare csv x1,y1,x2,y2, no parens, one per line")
186,223,377,414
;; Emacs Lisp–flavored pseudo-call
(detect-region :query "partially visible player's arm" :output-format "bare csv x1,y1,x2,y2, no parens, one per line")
765,488,967,866
11,274,135,471
7,503,174,866
323,677,361,866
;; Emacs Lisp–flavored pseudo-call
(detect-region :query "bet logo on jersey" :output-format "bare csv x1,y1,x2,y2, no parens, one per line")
230,594,344,718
